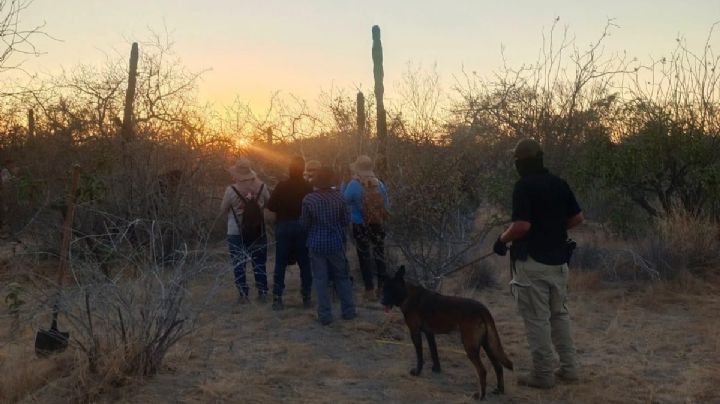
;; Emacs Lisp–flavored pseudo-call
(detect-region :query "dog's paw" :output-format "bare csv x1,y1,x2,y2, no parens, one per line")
491,386,504,395
431,365,442,373
409,368,421,376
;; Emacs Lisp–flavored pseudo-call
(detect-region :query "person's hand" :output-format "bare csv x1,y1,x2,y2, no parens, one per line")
493,236,508,256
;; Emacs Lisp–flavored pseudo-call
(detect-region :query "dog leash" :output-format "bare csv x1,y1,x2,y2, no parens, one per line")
435,251,495,280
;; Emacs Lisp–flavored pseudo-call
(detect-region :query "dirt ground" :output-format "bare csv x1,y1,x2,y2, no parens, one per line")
3,256,720,404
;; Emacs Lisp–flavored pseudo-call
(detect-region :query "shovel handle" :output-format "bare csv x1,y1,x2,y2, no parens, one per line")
57,165,81,287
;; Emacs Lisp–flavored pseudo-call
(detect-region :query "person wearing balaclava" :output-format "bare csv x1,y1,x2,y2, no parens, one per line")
493,138,585,389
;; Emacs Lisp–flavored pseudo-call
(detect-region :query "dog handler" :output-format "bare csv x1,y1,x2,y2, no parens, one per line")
493,138,584,389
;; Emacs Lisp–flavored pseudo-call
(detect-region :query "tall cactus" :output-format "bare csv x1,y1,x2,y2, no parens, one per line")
372,25,387,178
356,91,365,154
27,108,34,139
121,42,139,143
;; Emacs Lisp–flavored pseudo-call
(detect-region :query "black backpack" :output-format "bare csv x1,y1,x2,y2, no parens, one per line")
231,184,265,243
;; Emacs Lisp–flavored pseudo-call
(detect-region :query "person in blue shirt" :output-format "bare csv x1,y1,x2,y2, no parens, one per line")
342,155,390,301
301,166,356,325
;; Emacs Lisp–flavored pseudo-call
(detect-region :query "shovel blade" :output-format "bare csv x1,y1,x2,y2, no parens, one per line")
35,328,69,357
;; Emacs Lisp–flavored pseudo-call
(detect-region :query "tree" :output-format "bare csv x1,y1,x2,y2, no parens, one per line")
0,0,46,74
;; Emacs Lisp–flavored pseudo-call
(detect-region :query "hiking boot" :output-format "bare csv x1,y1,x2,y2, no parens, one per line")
257,293,268,304
319,318,333,326
342,312,357,321
517,373,554,389
237,294,250,304
555,369,579,383
272,296,284,311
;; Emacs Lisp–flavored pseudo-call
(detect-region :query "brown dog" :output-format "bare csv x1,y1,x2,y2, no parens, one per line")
382,266,513,400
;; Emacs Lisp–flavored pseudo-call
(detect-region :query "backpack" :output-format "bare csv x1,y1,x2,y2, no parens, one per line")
361,180,389,225
231,184,265,242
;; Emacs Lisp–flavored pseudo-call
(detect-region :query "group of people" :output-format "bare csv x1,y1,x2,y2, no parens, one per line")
219,154,389,325
220,138,584,390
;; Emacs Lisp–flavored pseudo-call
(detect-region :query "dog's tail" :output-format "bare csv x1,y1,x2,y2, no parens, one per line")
485,317,514,370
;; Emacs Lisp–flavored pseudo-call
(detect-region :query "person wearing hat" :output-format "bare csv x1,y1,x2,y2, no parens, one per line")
220,157,271,303
300,166,356,325
303,159,321,183
266,156,314,310
493,138,584,389
343,155,390,300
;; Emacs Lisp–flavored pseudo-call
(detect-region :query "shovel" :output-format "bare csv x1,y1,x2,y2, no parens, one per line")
35,165,81,356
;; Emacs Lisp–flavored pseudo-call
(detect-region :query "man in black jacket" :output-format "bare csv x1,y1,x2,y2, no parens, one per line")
494,139,585,389
267,156,314,310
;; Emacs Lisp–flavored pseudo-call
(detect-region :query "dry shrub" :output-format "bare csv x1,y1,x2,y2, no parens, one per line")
568,270,605,292
12,217,223,403
636,212,720,280
462,260,498,291
0,343,75,403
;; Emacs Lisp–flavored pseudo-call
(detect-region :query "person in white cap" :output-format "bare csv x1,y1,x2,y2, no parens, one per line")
220,157,271,303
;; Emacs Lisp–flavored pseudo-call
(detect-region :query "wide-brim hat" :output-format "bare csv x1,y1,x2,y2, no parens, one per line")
350,155,375,178
227,157,256,181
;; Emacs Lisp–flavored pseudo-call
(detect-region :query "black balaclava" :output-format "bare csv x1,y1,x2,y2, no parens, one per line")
515,154,547,177
289,156,305,179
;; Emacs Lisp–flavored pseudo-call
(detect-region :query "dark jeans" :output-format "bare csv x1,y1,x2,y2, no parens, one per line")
352,223,388,291
310,250,356,323
228,234,268,297
272,220,312,298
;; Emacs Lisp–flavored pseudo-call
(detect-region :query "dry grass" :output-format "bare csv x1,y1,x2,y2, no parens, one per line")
0,328,75,403
2,250,720,403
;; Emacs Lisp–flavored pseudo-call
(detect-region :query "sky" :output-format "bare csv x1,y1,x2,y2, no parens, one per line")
14,0,720,111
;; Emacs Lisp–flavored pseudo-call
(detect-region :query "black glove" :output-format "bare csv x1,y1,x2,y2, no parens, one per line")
493,236,508,256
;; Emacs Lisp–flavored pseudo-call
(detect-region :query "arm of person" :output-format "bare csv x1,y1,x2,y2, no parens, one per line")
565,182,584,230
342,179,360,205
499,181,532,244
266,183,280,213
500,221,531,243
340,200,350,228
300,198,312,231
220,187,232,214
380,181,390,211
259,184,271,208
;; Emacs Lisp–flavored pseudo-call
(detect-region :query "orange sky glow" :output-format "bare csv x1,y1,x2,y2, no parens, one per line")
7,0,720,116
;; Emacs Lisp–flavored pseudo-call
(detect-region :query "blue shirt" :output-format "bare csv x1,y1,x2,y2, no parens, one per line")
342,178,390,224
300,189,350,254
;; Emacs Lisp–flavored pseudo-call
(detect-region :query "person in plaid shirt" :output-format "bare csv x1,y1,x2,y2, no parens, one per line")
300,166,356,325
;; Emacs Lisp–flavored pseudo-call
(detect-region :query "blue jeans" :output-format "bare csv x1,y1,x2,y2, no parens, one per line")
228,234,268,296
310,250,356,322
272,220,312,298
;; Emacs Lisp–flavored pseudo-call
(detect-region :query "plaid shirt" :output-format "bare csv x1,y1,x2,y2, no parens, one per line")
300,189,350,254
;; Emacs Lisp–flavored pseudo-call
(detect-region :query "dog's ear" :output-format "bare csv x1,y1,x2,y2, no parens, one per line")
395,265,406,279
